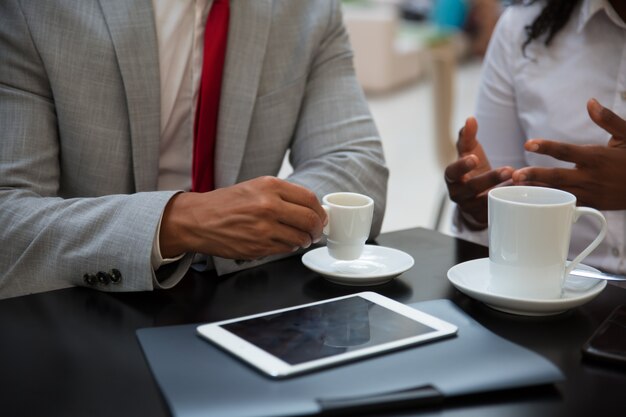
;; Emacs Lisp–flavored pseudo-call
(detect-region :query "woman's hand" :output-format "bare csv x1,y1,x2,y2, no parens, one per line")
444,117,513,229
512,99,626,210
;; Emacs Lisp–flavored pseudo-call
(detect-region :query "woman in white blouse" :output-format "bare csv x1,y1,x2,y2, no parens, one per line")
445,0,626,274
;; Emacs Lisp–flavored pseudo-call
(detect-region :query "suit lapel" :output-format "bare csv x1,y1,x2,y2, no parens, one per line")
214,0,272,188
98,0,160,192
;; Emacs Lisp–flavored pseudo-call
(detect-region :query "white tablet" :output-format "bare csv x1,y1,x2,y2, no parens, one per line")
196,292,457,378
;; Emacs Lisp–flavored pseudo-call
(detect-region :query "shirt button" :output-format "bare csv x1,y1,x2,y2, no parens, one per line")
612,247,620,257
621,91,626,100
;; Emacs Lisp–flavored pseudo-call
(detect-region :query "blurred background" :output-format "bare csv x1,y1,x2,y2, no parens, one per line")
281,0,507,235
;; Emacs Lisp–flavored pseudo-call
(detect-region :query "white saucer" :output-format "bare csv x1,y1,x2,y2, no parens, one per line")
447,258,607,316
301,245,414,286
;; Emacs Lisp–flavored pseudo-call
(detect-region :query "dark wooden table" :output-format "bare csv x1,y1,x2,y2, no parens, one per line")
1,228,624,416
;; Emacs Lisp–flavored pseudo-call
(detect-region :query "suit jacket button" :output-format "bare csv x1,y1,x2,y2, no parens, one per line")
96,271,110,285
110,269,122,284
83,273,97,286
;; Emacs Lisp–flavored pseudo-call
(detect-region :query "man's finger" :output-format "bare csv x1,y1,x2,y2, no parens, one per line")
587,98,626,140
271,221,316,250
273,178,327,223
278,200,325,243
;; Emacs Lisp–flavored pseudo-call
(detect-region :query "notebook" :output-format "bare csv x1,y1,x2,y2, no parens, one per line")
136,299,563,417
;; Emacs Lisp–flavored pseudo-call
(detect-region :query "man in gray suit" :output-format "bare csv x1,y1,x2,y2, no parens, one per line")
0,0,388,299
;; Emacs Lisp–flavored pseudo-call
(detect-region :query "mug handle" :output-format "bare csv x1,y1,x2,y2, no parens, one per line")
322,205,330,236
565,207,607,276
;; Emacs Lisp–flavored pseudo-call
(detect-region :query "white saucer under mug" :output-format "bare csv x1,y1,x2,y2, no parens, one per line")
447,258,606,316
301,245,414,286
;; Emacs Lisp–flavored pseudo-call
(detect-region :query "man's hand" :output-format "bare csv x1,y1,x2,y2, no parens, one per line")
444,117,513,229
512,99,626,210
159,176,327,260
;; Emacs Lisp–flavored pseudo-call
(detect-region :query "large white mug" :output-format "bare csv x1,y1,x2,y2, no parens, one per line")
322,192,374,260
488,186,607,300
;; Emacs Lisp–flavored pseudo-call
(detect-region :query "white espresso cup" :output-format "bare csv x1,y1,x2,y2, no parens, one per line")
322,192,374,260
488,186,607,300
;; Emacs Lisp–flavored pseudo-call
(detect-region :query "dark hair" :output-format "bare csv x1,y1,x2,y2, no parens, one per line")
514,0,582,51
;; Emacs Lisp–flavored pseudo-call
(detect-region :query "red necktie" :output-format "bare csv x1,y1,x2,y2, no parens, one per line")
192,0,230,192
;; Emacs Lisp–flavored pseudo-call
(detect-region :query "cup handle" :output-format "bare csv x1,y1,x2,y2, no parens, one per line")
322,205,330,236
564,207,607,276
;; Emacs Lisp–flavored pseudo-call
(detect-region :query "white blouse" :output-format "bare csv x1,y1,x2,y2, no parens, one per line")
456,0,626,274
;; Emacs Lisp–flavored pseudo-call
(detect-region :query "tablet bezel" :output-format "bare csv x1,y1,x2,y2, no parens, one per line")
196,291,457,378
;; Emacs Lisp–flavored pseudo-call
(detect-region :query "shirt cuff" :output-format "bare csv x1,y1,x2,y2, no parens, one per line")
151,203,186,270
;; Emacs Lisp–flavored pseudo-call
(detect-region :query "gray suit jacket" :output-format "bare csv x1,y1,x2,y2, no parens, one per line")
0,0,388,298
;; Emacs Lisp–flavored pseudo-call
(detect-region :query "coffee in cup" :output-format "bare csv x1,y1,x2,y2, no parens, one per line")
488,186,607,300
322,192,374,260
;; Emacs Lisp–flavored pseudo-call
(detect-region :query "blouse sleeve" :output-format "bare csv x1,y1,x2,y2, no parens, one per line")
452,6,530,246
474,7,528,169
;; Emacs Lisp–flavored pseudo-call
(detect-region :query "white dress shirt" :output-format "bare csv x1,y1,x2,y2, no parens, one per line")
153,0,213,191
455,0,626,274
150,0,213,271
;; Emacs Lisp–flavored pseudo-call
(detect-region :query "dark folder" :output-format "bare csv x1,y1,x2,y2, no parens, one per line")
136,299,563,417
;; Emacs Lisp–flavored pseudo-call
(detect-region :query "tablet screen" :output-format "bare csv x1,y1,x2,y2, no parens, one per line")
222,296,436,365
198,292,457,377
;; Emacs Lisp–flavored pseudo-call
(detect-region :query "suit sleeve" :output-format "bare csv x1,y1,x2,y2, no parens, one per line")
285,0,389,238
211,1,388,276
0,0,192,298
